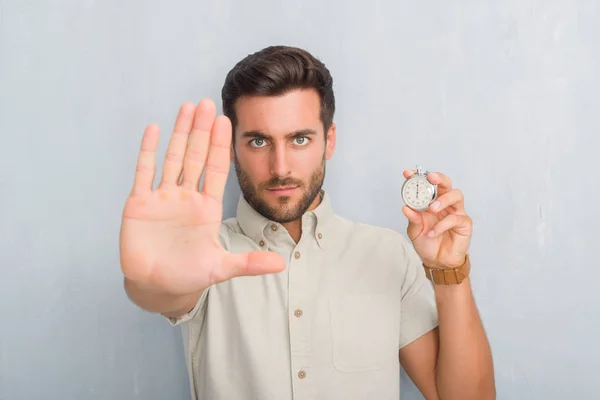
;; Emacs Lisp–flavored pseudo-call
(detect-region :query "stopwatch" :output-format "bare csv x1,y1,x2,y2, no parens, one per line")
401,165,438,211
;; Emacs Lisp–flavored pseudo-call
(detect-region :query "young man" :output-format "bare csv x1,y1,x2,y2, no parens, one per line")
120,45,495,400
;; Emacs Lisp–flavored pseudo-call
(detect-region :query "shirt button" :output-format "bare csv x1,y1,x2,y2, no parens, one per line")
271,224,278,231
294,309,303,317
298,370,306,379
294,251,301,259
259,240,265,247
317,233,323,239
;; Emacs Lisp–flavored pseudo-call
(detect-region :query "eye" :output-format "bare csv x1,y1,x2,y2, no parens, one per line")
250,138,267,148
294,136,310,146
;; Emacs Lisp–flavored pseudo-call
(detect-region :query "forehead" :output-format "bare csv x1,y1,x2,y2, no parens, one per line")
234,89,323,137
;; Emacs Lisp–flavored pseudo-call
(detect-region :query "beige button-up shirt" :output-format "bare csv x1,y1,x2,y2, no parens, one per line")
167,191,439,400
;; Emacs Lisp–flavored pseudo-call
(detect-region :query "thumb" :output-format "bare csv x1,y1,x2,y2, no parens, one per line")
402,206,424,242
222,251,286,280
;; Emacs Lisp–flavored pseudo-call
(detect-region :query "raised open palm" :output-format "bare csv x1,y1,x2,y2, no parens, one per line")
120,100,285,296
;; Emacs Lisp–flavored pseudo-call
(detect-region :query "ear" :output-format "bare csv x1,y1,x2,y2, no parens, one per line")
325,122,336,160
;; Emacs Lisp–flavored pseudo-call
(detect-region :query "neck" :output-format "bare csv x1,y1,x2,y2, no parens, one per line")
282,191,323,243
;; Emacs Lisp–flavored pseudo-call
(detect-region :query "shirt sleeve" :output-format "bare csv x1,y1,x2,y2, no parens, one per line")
398,234,439,348
163,288,210,327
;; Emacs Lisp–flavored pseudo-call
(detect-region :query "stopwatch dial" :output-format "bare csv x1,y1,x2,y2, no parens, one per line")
404,177,434,209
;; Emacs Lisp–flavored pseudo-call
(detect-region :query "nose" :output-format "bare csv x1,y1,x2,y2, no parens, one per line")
269,142,291,177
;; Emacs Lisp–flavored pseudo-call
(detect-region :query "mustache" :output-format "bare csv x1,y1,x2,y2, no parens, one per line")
261,177,304,189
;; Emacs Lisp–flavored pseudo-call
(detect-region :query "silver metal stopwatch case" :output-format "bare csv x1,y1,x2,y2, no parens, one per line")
401,165,438,211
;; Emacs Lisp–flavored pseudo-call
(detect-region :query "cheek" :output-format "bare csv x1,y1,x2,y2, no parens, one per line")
291,149,323,172
237,150,270,179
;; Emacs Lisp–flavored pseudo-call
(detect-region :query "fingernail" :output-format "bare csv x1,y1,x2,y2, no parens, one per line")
428,230,436,237
431,201,440,210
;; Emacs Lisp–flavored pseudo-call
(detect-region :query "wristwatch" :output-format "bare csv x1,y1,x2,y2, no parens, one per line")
423,254,471,285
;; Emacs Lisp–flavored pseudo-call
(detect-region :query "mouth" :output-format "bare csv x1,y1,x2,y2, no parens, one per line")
266,186,299,196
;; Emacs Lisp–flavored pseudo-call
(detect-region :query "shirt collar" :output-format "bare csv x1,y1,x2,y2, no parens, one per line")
236,189,334,248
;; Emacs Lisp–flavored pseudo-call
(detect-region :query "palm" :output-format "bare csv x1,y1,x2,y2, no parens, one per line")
120,100,285,295
121,188,226,295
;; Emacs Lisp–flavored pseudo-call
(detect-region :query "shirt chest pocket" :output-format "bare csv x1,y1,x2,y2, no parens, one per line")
328,293,400,373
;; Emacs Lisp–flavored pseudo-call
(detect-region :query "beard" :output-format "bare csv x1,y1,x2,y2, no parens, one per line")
234,154,326,224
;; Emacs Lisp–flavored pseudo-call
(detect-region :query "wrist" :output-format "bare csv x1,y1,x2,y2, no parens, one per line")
423,253,471,285
124,277,199,313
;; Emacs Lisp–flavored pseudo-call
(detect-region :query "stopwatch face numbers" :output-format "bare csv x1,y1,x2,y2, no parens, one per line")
403,178,433,209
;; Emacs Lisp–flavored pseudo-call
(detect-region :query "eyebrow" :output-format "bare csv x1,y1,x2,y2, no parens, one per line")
241,129,318,139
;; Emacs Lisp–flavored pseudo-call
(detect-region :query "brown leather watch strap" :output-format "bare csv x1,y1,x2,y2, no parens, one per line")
423,253,471,285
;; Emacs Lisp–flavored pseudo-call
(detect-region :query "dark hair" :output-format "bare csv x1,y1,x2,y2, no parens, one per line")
221,45,335,139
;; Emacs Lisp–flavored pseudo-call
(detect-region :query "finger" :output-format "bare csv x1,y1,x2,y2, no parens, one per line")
180,99,217,190
221,251,286,281
132,124,160,196
402,206,424,241
201,116,232,202
402,169,416,179
429,189,465,214
428,214,472,238
159,102,196,187
426,171,452,191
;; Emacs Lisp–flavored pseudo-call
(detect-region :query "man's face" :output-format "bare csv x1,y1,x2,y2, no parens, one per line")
232,89,336,223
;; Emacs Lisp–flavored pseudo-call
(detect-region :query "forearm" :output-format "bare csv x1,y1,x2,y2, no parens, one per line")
434,277,495,400
123,278,202,317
